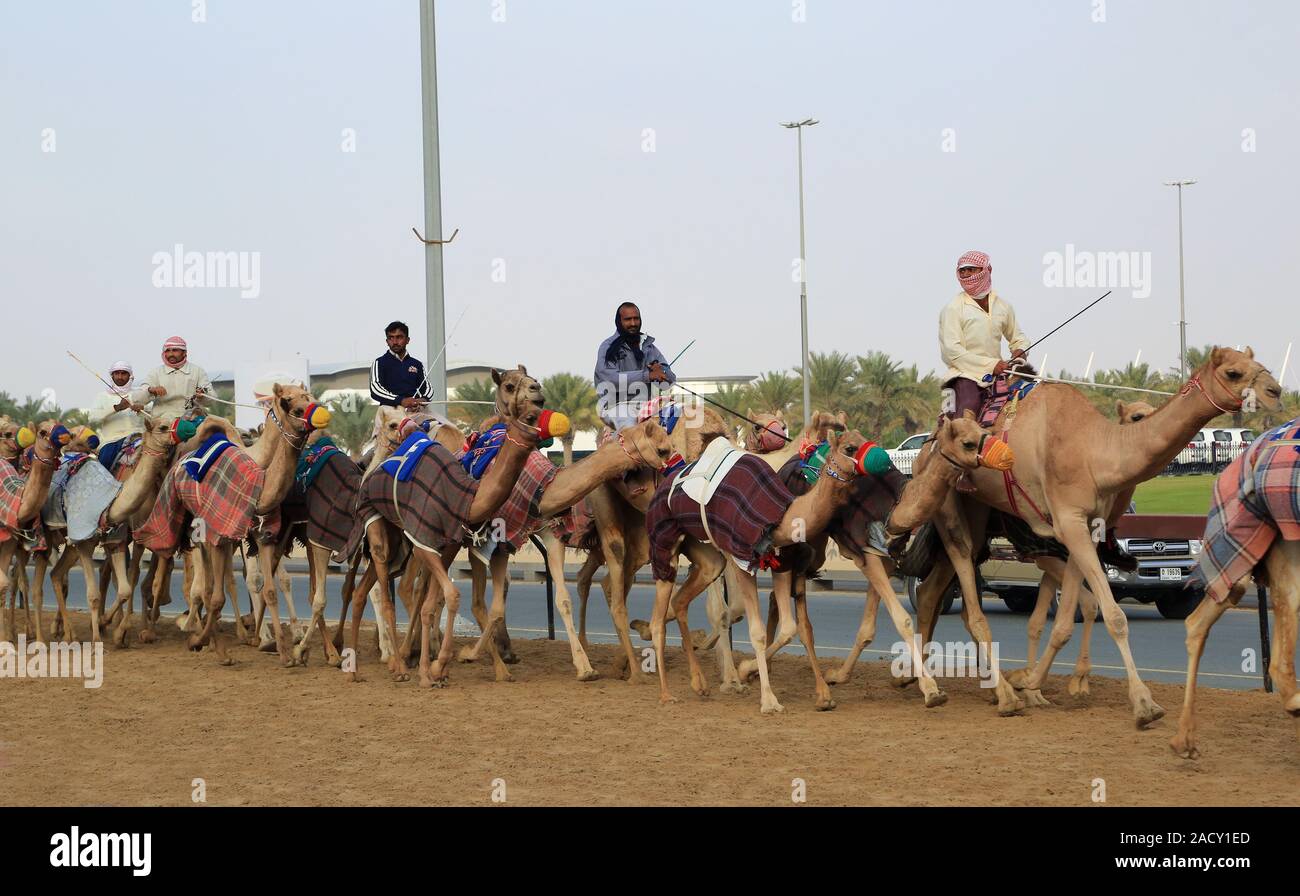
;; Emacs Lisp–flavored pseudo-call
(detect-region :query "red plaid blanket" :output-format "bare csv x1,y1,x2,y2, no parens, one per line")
1193,421,1300,602
342,441,478,557
647,453,793,580
493,451,559,550
551,496,599,552
0,457,38,547
133,447,281,551
777,455,906,563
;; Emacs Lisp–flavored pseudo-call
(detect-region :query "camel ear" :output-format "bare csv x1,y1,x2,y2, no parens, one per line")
1209,347,1227,367
1244,345,1255,359
273,383,285,398
491,368,503,386
775,409,784,422
837,411,848,425
961,409,977,421
517,364,528,377
1115,400,1127,419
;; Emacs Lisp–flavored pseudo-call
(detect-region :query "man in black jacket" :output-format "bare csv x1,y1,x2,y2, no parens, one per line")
370,321,434,409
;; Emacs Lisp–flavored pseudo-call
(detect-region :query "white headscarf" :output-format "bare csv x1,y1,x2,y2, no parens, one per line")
108,360,135,396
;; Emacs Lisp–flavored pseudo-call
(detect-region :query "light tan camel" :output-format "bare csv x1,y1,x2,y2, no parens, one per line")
342,367,554,688
764,414,1004,711
647,428,879,713
146,384,327,665
453,419,675,682
42,414,176,646
1171,542,1300,758
0,426,60,643
572,400,730,683
743,410,844,471
912,348,1282,726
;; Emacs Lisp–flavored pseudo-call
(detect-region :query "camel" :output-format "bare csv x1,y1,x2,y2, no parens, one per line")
1171,416,1300,758
449,418,675,682
133,384,329,665
0,424,60,643
910,348,1282,727
645,427,885,713
743,410,844,471
340,367,563,688
565,399,730,683
745,413,1009,711
41,414,176,646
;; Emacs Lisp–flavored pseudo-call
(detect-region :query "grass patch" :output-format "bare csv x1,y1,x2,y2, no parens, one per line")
1132,475,1216,515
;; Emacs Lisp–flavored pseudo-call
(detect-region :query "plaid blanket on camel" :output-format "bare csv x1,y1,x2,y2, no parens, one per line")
341,441,477,558
777,454,906,563
0,456,47,549
133,446,281,551
1191,419,1300,602
494,451,560,551
302,451,365,556
647,453,793,580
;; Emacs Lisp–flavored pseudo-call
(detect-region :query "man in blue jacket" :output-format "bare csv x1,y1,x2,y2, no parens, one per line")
594,301,676,429
370,321,434,409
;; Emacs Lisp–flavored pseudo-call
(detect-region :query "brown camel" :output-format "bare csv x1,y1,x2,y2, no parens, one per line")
134,384,328,665
911,348,1282,727
453,418,675,682
646,427,881,713
42,414,176,646
0,425,60,643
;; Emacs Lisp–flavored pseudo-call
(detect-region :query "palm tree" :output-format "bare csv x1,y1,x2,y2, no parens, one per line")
325,396,377,460
711,382,753,418
748,371,801,421
541,372,601,464
801,351,858,418
448,377,498,431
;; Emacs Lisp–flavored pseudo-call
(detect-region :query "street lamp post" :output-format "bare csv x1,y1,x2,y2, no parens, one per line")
1164,179,1196,379
781,118,818,432
419,0,447,404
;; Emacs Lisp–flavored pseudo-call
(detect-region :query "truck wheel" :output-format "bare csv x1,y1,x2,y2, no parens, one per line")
1001,590,1036,614
906,576,957,616
1156,590,1203,620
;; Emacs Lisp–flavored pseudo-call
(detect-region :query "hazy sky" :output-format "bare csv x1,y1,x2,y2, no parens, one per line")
4,0,1298,409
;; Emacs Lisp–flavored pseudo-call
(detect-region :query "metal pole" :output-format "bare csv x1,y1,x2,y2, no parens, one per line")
1257,585,1272,693
1165,179,1195,379
530,534,555,640
797,126,810,433
419,0,448,404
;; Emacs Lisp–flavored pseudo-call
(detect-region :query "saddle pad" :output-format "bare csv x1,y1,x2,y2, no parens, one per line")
671,436,744,507
62,458,124,542
181,434,236,482
381,431,434,482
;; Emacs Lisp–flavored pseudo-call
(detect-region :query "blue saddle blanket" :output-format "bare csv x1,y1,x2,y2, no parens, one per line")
181,433,236,483
381,431,435,482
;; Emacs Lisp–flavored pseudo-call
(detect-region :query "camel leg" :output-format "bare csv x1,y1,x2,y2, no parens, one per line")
864,552,947,707
73,545,105,645
294,545,339,667
649,578,677,704
1069,584,1100,697
99,544,129,626
575,551,601,653
365,523,407,681
732,568,782,714
1025,568,1057,674
345,562,378,683
417,551,460,688
539,537,598,682
1265,542,1300,727
707,563,747,694
792,577,835,710
464,549,515,682
45,548,76,643
465,549,491,647
331,551,361,653
602,534,643,684
107,546,134,648
739,571,798,679
256,542,292,665
669,542,725,698
0,544,12,642
1169,585,1239,759
189,547,233,664
824,555,884,686
397,565,425,666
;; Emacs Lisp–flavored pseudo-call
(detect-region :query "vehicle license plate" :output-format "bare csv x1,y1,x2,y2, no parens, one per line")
1160,568,1182,581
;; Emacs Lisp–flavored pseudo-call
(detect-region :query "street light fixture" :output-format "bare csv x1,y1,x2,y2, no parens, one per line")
781,118,818,431
1164,179,1196,379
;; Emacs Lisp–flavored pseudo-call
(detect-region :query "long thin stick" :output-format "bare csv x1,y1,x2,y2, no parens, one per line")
1025,290,1112,353
1005,368,1173,396
670,382,793,442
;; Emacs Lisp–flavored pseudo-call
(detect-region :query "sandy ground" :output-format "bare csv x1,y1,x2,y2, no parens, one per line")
1,610,1297,807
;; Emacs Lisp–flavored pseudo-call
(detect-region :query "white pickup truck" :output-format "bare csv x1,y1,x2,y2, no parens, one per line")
886,432,930,476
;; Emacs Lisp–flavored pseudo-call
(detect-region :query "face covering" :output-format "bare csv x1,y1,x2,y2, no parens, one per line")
956,250,992,299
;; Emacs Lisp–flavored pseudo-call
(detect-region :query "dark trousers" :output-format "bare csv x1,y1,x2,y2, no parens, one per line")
942,376,988,420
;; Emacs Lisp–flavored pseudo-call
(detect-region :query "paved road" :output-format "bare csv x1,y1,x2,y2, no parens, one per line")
29,566,1287,692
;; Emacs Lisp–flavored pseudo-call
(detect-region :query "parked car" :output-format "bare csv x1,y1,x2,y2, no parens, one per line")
1172,427,1253,473
980,512,1207,619
886,432,930,476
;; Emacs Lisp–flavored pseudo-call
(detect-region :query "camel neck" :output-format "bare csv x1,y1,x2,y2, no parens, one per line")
538,439,639,518
1099,373,1229,491
255,412,308,514
107,441,172,524
16,454,57,524
889,440,964,533
467,429,535,525
776,461,854,547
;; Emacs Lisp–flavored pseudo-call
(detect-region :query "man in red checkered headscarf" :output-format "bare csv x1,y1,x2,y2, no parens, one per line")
938,250,1029,421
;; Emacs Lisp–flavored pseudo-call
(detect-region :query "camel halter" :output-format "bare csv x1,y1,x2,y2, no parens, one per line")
617,429,678,473
1180,367,1261,416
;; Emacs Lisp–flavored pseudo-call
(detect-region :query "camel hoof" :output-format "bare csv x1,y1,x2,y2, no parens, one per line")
1284,694,1300,717
218,656,235,667
1169,735,1200,759
1021,689,1053,707
576,669,600,682
347,671,365,684
893,675,917,690
456,646,476,664
494,670,515,683
719,681,749,696
1003,668,1030,689
823,670,848,686
760,700,785,715
736,661,758,682
1067,674,1091,697
629,620,652,641
187,635,204,652
998,700,1025,717
1135,699,1166,729
815,696,836,711
501,650,520,664
390,671,410,683
659,694,679,706
691,684,710,698
137,630,156,644
923,689,948,708
113,627,129,649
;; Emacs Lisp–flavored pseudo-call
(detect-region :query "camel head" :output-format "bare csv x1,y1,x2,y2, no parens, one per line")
271,382,331,439
619,418,676,470
491,365,545,420
935,412,1014,471
139,413,178,453
0,416,19,463
820,427,889,481
1116,400,1157,425
744,410,789,453
20,421,60,469
1201,347,1283,413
